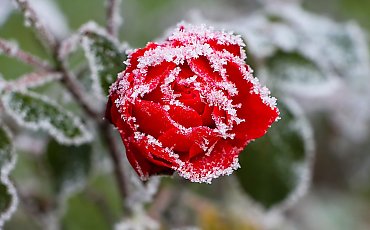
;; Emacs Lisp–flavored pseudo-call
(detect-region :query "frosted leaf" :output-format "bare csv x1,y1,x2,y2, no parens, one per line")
0,124,19,228
1,91,93,145
263,3,370,83
264,51,332,93
193,2,370,89
80,21,126,98
236,99,314,211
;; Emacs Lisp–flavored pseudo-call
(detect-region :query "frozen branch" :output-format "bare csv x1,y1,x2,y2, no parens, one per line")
4,71,62,92
13,0,57,51
56,59,101,119
100,122,132,215
0,38,53,71
106,0,122,37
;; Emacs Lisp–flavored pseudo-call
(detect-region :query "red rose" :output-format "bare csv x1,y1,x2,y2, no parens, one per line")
105,23,279,183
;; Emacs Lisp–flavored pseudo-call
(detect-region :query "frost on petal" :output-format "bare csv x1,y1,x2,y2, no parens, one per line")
124,138,174,180
106,23,279,183
225,61,279,146
177,140,241,184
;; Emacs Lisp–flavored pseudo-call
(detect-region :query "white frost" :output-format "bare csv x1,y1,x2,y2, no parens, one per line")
1,91,93,145
0,126,19,229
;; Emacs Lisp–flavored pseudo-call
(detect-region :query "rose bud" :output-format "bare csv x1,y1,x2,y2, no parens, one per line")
105,23,279,183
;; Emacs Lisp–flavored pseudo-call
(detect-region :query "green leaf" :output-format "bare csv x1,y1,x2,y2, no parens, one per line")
45,139,92,194
0,124,18,228
323,24,369,82
81,23,126,97
0,125,12,168
1,91,92,145
0,184,12,217
267,51,326,86
236,99,314,209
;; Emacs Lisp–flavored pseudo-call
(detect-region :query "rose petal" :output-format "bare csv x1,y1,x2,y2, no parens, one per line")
188,57,223,82
126,42,159,72
105,95,135,136
188,127,220,159
207,39,241,57
173,82,205,114
124,138,174,180
131,136,179,168
167,105,202,128
177,140,241,183
145,62,176,83
178,94,205,114
201,105,215,128
176,63,194,79
158,127,220,160
158,128,191,153
226,61,279,146
132,100,175,138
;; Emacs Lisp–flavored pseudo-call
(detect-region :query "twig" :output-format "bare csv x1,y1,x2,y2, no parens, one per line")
13,0,57,51
56,59,101,119
0,38,53,71
100,122,132,215
4,71,62,92
106,0,122,37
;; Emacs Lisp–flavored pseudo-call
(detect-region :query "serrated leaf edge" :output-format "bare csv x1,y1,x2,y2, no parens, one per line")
1,91,93,145
79,21,123,99
0,125,18,229
268,98,315,214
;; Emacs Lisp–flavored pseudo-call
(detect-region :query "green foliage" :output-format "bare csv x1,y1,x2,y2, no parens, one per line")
267,51,326,86
236,100,313,209
0,183,12,217
82,29,126,96
2,91,92,145
45,139,92,194
0,125,17,227
0,126,12,168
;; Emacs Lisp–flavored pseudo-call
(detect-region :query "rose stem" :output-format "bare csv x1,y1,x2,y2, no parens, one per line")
14,0,57,52
100,122,132,214
13,0,131,214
